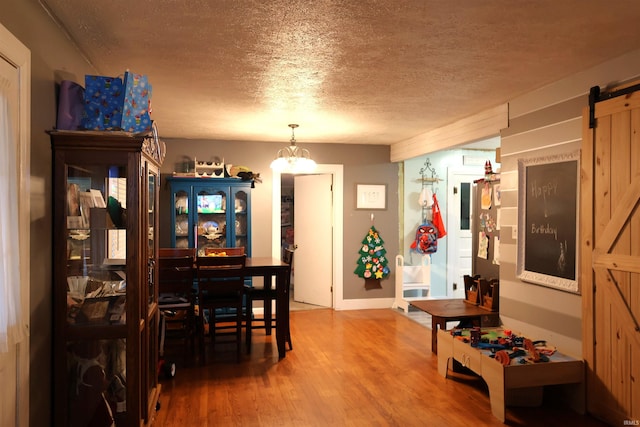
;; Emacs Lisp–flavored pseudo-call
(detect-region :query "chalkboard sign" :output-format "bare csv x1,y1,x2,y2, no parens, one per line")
517,151,579,293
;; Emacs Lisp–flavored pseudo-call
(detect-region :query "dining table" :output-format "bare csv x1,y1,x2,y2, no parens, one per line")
244,257,291,358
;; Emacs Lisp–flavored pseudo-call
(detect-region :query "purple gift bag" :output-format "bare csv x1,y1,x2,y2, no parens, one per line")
56,80,85,130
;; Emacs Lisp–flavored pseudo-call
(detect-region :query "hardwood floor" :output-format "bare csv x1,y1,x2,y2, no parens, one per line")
154,309,607,426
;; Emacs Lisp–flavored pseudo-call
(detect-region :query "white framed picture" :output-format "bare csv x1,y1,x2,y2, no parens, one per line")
356,184,386,210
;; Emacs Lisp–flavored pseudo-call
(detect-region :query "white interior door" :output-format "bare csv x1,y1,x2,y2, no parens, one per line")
446,169,477,298
1,23,30,427
293,174,333,307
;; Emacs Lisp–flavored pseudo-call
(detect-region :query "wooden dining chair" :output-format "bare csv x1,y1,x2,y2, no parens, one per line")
195,254,247,362
159,247,197,259
158,248,196,356
245,248,294,353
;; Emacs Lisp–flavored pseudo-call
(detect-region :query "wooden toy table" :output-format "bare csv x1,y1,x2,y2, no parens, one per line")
410,298,499,354
437,328,585,422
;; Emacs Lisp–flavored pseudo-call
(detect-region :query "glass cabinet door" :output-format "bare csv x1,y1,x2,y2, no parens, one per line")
67,338,128,424
66,164,127,325
172,188,190,249
232,188,249,249
147,167,158,306
64,161,130,424
196,188,228,255
144,163,159,422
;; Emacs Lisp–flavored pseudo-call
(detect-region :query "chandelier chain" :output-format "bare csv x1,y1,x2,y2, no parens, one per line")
289,123,298,146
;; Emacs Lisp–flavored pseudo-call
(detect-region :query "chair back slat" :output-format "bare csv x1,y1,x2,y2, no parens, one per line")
158,255,195,295
283,248,294,287
159,247,196,259
283,248,294,266
196,255,247,296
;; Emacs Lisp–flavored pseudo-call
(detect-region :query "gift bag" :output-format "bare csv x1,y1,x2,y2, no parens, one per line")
56,80,85,130
82,75,125,130
431,193,447,239
82,71,152,133
121,71,152,133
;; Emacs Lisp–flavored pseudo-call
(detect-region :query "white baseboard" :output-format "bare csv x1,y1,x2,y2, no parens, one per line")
251,300,275,316
256,298,397,312
334,297,395,311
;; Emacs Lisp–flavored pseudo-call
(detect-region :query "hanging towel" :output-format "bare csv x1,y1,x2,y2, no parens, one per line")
431,193,447,239
419,187,434,207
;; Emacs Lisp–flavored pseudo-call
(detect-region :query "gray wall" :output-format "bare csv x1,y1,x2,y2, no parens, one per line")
498,50,640,358
160,138,399,301
499,98,584,357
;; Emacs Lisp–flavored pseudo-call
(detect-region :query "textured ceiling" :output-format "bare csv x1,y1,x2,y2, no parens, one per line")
42,0,640,145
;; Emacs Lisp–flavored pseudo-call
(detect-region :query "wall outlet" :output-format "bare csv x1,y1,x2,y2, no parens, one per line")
512,226,518,239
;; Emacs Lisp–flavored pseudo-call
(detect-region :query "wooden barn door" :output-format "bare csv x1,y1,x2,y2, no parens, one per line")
581,81,640,425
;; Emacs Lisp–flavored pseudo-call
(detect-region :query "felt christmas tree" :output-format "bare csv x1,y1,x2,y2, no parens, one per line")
354,226,390,280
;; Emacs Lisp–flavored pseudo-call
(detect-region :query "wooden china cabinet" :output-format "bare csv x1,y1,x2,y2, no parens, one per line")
50,130,164,426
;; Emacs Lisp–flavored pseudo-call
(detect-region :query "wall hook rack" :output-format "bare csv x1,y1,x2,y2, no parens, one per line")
418,158,439,222
419,158,439,183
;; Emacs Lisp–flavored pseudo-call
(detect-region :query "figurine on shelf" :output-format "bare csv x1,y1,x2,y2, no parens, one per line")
484,160,500,181
195,158,225,178
229,165,262,185
485,160,493,175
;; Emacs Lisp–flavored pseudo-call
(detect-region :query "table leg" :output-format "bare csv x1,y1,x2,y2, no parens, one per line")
437,337,452,378
276,269,289,358
264,274,272,335
431,315,446,354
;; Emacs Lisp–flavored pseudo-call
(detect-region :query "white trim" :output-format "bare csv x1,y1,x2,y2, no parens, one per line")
446,167,479,299
509,48,640,120
0,22,31,427
337,298,395,311
393,255,431,312
516,151,580,294
390,104,508,162
271,164,344,310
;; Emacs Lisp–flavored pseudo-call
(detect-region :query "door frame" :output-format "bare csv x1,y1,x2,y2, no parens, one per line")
272,164,344,309
0,22,31,427
446,167,478,298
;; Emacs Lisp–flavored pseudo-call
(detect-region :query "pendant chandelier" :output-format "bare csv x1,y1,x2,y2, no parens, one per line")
270,124,317,173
